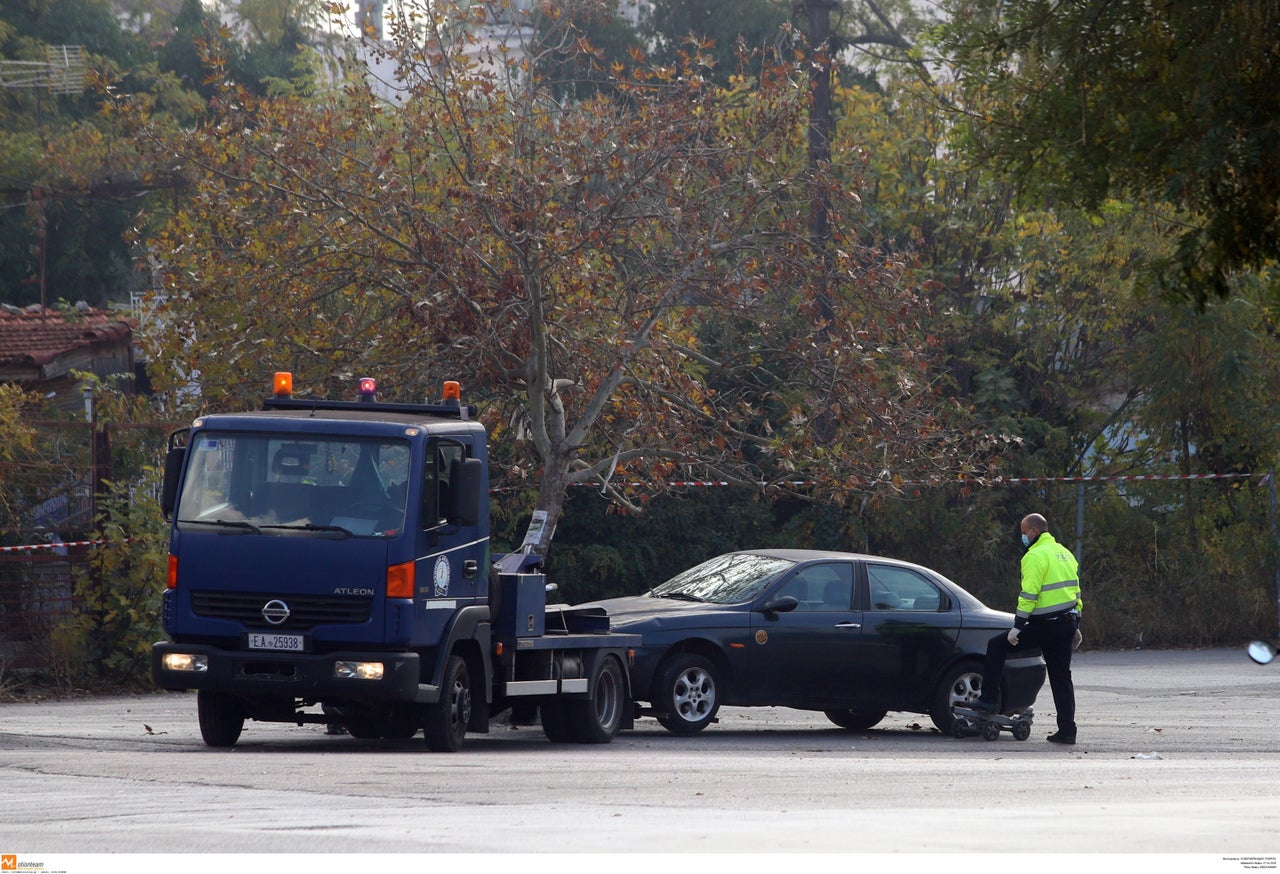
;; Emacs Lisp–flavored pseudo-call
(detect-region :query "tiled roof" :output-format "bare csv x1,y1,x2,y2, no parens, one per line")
0,304,135,375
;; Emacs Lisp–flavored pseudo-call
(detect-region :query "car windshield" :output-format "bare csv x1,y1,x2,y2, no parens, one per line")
176,431,411,537
650,553,795,604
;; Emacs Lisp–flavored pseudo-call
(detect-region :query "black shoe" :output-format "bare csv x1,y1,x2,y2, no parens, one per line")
1046,731,1076,745
966,699,997,713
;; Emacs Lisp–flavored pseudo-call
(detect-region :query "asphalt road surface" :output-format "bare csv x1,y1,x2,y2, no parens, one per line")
1,648,1278,863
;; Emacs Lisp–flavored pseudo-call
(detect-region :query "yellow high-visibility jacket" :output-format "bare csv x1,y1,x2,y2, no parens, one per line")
1016,532,1082,624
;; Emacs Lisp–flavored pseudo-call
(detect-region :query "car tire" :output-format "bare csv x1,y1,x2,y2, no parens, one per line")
824,709,887,731
930,661,989,735
653,653,720,735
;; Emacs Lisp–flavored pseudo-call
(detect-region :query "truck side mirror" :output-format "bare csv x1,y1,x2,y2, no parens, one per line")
160,429,188,519
448,457,483,527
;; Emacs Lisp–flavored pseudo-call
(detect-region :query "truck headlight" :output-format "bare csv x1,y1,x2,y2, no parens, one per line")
162,652,208,673
334,660,384,680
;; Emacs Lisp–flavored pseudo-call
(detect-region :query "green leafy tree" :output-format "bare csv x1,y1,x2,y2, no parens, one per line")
638,0,791,87
0,384,37,524
932,0,1280,304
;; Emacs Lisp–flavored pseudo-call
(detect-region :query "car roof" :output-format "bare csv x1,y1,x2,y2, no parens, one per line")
731,548,987,608
733,548,929,569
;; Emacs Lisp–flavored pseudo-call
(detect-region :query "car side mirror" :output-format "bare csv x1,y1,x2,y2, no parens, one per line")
758,595,799,615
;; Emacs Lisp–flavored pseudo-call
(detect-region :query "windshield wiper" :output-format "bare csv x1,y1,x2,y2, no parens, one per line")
260,523,354,539
655,591,706,602
184,518,261,535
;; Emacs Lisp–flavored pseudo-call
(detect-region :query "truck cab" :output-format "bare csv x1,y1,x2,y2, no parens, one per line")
152,375,635,751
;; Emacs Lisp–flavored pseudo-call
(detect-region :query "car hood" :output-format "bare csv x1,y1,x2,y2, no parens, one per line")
587,595,745,632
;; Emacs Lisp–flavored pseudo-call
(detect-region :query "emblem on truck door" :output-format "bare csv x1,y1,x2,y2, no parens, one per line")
262,600,291,625
433,556,450,597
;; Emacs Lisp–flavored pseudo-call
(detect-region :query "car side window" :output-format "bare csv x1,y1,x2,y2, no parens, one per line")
867,564,947,611
772,563,854,611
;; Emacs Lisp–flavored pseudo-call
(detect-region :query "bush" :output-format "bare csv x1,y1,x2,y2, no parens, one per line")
65,468,168,687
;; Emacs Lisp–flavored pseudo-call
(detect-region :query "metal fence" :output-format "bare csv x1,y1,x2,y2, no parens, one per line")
0,418,170,678
0,545,90,672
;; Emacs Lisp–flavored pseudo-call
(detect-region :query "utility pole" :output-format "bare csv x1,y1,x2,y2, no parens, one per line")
799,0,839,438
800,0,837,291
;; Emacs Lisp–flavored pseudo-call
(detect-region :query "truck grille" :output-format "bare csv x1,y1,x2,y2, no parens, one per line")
190,591,373,629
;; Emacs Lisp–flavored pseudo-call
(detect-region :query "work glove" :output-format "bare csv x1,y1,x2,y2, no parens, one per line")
1007,627,1021,646
1072,628,1083,650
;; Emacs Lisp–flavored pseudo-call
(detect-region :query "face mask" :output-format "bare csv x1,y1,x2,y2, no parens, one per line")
1021,533,1032,548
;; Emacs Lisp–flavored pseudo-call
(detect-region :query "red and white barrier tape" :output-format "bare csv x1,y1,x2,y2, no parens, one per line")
0,537,132,554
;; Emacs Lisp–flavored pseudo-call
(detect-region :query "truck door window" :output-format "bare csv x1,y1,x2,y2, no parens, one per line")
176,432,410,537
424,441,466,528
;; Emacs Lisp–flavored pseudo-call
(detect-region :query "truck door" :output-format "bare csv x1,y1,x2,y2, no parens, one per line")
414,438,489,643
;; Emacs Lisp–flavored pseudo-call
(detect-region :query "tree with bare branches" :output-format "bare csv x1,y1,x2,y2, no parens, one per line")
133,0,984,557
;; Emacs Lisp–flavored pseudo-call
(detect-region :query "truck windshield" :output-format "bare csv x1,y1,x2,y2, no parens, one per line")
649,553,794,604
176,432,412,537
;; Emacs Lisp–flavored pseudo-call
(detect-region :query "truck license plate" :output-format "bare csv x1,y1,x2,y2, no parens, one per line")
247,633,306,652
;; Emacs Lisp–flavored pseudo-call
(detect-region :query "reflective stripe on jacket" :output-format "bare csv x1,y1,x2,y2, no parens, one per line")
1016,532,1082,622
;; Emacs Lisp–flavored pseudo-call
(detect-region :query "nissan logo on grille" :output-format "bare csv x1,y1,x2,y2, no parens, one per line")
262,599,291,625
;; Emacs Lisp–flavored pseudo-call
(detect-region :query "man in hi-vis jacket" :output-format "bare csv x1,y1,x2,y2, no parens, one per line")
970,513,1084,744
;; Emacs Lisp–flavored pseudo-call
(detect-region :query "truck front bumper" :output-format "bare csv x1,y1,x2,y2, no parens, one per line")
152,641,438,703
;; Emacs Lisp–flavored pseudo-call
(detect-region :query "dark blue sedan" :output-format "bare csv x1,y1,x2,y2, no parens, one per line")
586,549,1046,736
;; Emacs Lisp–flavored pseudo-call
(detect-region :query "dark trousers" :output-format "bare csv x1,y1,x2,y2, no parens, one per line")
979,613,1078,733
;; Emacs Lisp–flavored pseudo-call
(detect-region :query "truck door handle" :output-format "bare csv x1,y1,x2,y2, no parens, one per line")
834,622,861,630
463,560,478,579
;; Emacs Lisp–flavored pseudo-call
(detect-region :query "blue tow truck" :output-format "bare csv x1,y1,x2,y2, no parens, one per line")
152,373,638,751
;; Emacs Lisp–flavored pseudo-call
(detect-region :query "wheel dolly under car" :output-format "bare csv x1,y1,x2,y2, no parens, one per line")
951,704,1034,741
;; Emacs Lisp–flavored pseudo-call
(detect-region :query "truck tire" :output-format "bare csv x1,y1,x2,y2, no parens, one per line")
568,656,625,744
197,690,244,748
539,702,576,743
653,652,720,735
382,705,421,739
343,717,382,740
424,654,471,752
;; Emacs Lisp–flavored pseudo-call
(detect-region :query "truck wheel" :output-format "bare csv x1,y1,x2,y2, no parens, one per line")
197,691,244,748
424,655,471,752
568,656,625,744
653,653,720,735
343,717,382,740
382,706,420,739
930,661,988,735
539,702,575,743
824,709,887,731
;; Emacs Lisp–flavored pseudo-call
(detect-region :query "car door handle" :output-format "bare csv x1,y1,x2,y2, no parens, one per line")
463,560,478,579
834,622,861,630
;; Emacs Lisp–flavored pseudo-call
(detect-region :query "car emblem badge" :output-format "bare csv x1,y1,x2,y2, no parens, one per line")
262,599,290,625
755,630,768,645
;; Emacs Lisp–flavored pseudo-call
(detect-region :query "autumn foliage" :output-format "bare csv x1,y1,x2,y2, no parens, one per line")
133,0,984,549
